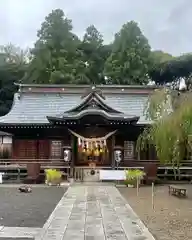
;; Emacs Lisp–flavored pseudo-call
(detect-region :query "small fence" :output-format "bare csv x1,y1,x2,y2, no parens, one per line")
0,159,192,183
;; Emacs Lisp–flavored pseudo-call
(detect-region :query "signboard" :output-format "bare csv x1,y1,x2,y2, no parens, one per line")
99,170,126,180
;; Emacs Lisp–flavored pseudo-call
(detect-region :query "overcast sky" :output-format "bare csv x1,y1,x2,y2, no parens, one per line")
0,0,191,56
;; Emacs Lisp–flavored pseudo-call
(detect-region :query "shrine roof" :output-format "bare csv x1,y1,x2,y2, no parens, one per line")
0,131,12,136
0,84,158,125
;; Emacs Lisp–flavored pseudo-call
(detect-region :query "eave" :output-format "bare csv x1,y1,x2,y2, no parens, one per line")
15,83,161,94
47,109,140,124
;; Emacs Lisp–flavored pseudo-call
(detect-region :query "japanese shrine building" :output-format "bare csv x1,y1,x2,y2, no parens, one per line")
0,84,158,170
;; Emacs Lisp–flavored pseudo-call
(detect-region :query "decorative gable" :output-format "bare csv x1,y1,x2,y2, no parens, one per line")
47,87,140,125
66,90,121,114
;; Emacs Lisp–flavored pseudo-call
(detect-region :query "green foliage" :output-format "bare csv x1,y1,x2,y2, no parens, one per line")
150,50,174,64
124,169,145,186
104,21,151,85
45,169,62,184
149,53,192,90
23,9,84,84
2,8,192,117
137,89,192,179
0,63,25,116
125,169,145,180
24,11,155,85
145,88,171,121
80,25,109,84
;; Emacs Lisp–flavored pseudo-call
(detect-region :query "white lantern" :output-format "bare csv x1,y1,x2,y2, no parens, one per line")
114,150,122,163
63,148,71,162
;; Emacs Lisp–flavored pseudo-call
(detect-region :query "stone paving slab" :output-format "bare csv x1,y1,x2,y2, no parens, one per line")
0,238,34,240
35,185,155,240
0,226,40,238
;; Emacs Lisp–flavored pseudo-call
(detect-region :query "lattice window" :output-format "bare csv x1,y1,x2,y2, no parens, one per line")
124,141,134,160
25,140,36,159
51,141,62,159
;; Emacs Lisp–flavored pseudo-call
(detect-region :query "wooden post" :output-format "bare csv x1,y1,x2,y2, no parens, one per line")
111,135,115,169
136,176,139,196
17,167,20,182
152,182,154,210
70,135,75,178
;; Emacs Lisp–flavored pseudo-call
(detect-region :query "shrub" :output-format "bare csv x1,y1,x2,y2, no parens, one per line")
124,169,145,187
45,169,62,185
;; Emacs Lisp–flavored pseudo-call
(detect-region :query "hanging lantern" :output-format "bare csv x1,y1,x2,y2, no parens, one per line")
94,147,100,156
86,149,91,156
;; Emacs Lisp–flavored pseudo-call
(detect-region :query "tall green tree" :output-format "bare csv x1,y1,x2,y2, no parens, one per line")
0,45,27,116
23,9,85,84
104,21,151,85
80,25,111,84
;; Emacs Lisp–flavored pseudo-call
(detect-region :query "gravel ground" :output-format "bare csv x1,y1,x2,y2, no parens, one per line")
118,184,192,240
0,186,66,228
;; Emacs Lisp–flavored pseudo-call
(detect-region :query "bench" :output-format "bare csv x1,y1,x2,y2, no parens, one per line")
168,185,187,198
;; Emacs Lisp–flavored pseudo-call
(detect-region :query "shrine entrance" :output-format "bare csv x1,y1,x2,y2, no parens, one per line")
69,128,116,167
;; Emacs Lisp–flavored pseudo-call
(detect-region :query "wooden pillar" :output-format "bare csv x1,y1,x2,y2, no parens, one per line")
36,139,39,160
70,135,75,177
148,144,151,160
111,135,115,169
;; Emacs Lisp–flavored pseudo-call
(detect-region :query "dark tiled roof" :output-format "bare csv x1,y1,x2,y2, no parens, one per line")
0,131,12,136
48,109,140,123
15,83,159,90
0,85,153,124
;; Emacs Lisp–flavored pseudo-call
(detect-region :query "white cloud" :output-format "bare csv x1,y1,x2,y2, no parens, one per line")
0,0,191,55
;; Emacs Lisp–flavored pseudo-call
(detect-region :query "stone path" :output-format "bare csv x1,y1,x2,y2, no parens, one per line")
0,226,41,238
35,185,155,240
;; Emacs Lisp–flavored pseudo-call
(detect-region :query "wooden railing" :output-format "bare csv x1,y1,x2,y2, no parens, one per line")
0,159,192,183
1,159,192,168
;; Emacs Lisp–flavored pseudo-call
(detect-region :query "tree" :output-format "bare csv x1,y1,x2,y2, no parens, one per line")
104,21,151,85
83,25,103,47
80,25,111,84
150,50,174,64
149,54,192,90
23,9,85,84
0,43,30,65
0,64,25,116
0,44,27,116
136,88,192,179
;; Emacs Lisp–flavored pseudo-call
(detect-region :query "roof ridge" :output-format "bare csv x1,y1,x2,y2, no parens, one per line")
15,83,160,89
